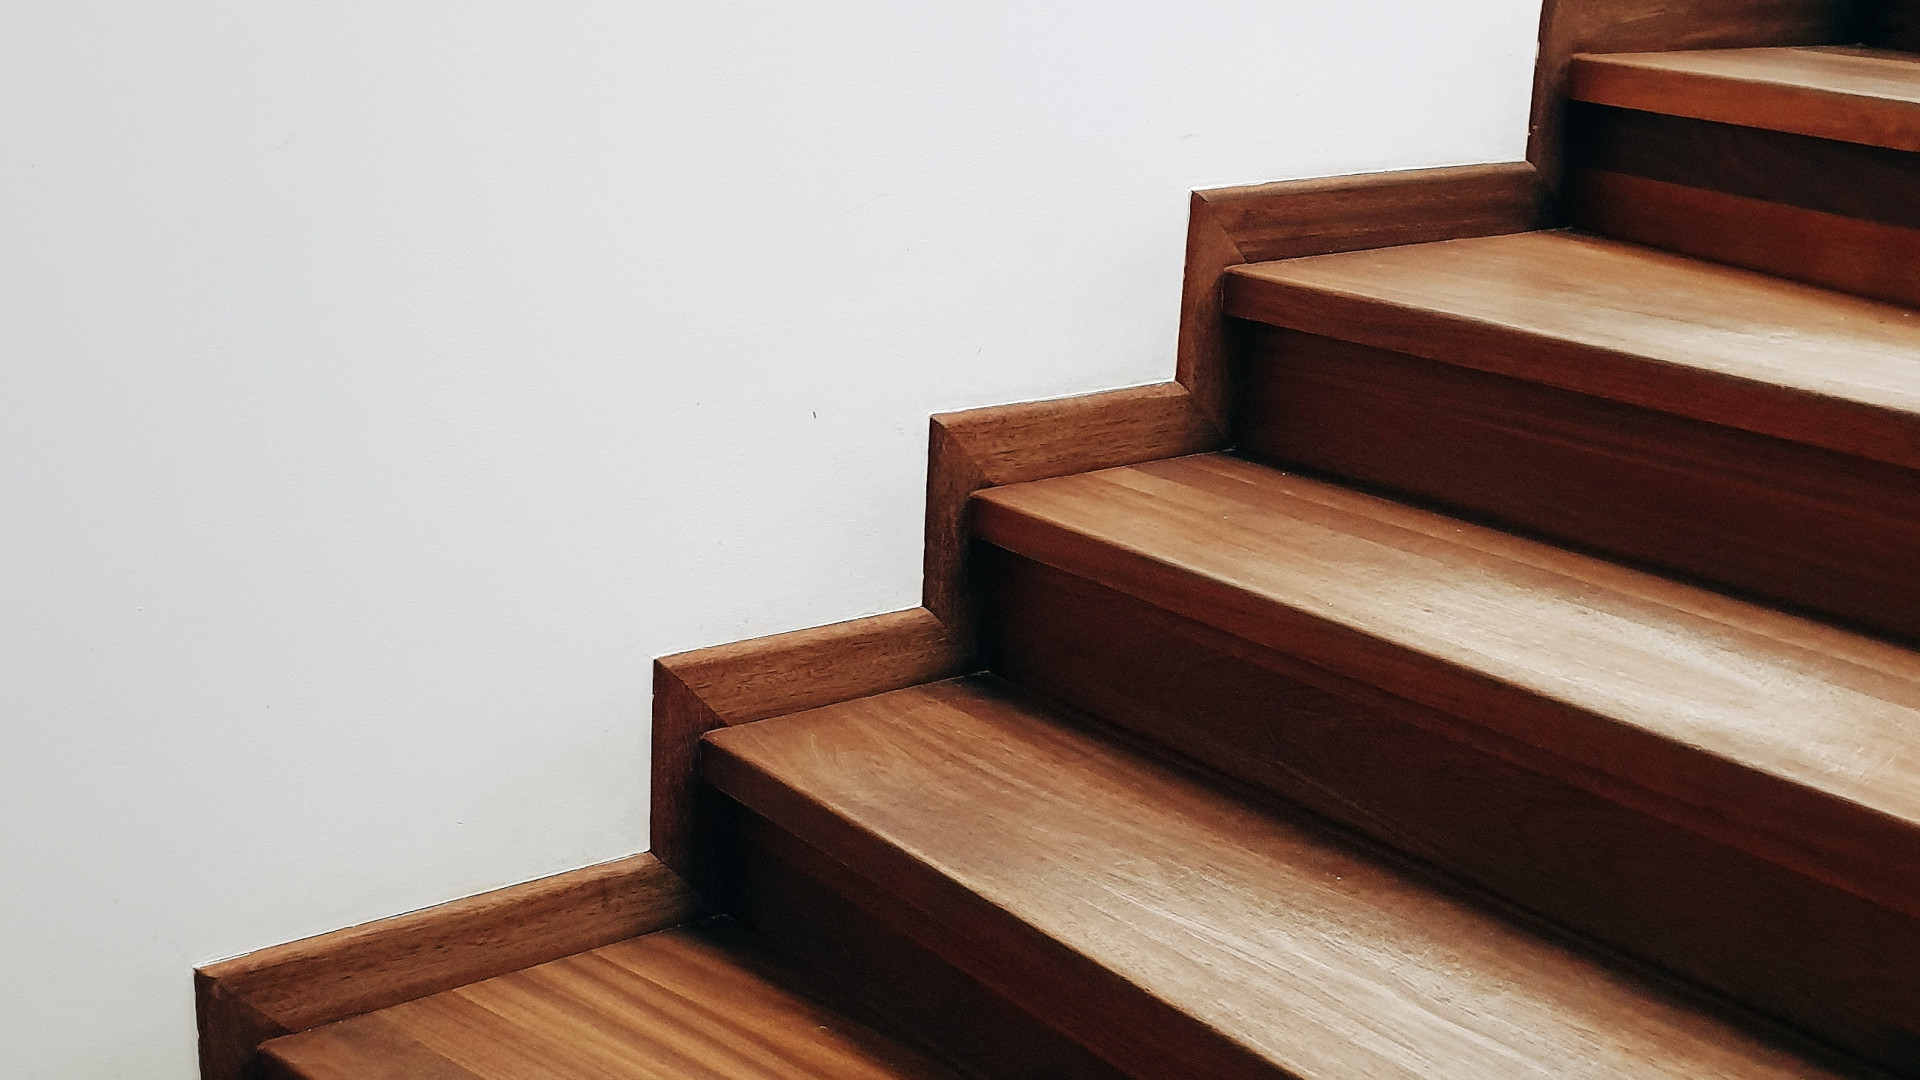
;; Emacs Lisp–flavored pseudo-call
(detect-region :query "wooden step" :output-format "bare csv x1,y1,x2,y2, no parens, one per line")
1571,47,1920,153
701,676,1867,1080
1222,229,1920,643
258,919,961,1080
1562,47,1920,306
971,453,1920,1073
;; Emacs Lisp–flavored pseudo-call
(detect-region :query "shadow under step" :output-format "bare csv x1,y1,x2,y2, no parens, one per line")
973,453,1920,1074
1564,45,1920,307
702,676,1876,1080
258,918,962,1080
1223,229,1920,644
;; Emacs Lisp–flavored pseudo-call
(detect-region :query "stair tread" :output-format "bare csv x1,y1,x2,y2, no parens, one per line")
1223,230,1920,470
1570,46,1920,152
971,454,1920,915
258,920,960,1080
703,676,1858,1080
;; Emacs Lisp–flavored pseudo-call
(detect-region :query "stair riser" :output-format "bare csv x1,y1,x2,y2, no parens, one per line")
712,804,1130,1080
1567,102,1920,306
699,787,1276,1080
981,546,1920,1075
1233,325,1920,645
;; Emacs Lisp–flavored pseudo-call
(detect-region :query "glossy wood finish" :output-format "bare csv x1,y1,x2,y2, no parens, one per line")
703,676,1861,1080
1223,230,1920,471
972,455,1920,920
198,855,703,1080
1571,47,1920,152
1526,0,1854,196
982,545,1920,1071
1572,169,1920,309
1179,164,1544,428
260,919,963,1080
719,807,1132,1080
924,382,1221,634
652,608,967,881
1231,325,1920,643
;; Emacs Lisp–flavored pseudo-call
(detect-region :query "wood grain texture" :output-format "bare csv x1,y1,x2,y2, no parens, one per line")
1571,47,1920,152
198,855,702,1080
922,383,1221,633
261,919,964,1080
1571,169,1920,309
1178,164,1544,429
718,807,1133,1080
971,455,1920,921
703,676,1859,1080
1567,102,1920,230
651,608,967,881
1223,230,1920,471
1527,0,1854,197
981,546,1920,1073
1232,325,1920,644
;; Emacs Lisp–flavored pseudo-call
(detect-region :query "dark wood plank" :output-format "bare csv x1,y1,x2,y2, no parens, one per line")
981,546,1920,1074
718,806,1132,1080
262,920,964,1080
651,608,967,881
1178,164,1544,429
704,677,1861,1080
1571,169,1920,309
1527,0,1854,197
1223,230,1920,471
1571,47,1920,152
1232,325,1920,643
198,855,703,1080
1567,102,1920,231
971,455,1920,922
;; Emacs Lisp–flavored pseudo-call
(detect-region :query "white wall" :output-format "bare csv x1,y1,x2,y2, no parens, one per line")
0,2,1538,1075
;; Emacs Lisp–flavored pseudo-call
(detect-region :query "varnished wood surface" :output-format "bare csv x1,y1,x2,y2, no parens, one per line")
1179,164,1543,428
703,677,1860,1080
982,546,1920,1072
1526,0,1852,196
1571,46,1920,152
198,855,703,1080
923,382,1221,632
971,455,1920,919
261,919,963,1080
651,607,967,881
1232,325,1920,643
1224,230,1920,471
1572,169,1920,309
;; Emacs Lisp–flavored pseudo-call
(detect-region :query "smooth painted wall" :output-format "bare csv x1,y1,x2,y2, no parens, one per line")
0,2,1538,1075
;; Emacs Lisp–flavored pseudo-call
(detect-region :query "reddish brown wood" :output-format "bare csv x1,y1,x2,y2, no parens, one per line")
720,809,1131,1080
971,455,1920,922
197,855,702,1080
1527,0,1855,198
922,383,1221,634
703,677,1859,1080
1571,47,1920,152
1224,230,1920,472
982,545,1920,1072
1178,164,1544,430
1231,325,1920,644
652,608,967,880
261,920,965,1080
1571,169,1920,309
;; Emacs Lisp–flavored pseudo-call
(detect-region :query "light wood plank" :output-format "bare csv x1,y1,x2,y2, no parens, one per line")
262,920,962,1080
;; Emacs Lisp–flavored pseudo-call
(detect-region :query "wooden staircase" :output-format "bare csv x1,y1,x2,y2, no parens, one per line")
232,5,1920,1079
